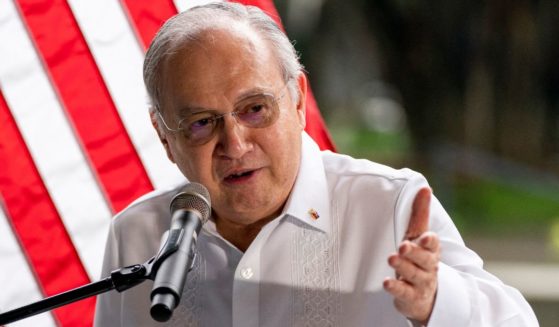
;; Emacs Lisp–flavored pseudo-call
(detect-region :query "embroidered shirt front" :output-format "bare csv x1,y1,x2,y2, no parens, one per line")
94,133,538,327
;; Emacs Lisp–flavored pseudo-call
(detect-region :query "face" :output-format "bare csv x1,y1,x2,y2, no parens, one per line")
154,25,307,227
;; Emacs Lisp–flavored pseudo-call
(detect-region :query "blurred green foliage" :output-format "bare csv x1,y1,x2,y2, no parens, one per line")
329,125,410,164
449,177,559,235
331,126,559,239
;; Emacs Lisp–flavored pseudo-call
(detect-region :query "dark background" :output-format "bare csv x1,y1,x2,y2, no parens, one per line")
276,1,559,325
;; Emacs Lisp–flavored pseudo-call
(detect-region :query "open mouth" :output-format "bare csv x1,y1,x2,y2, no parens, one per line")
224,169,255,182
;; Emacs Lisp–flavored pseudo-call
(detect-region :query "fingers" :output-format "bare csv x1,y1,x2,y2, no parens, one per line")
383,277,414,299
402,232,440,269
388,254,430,286
405,187,431,241
384,234,439,323
383,273,436,324
383,276,435,324
388,233,440,281
386,188,436,323
416,232,439,252
383,277,434,304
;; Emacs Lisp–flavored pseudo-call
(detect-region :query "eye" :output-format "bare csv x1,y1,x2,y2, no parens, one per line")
191,117,213,128
247,103,266,113
183,114,216,133
239,102,268,123
236,94,278,127
240,97,272,116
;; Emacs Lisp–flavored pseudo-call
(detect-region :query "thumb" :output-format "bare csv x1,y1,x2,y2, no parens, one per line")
404,187,431,241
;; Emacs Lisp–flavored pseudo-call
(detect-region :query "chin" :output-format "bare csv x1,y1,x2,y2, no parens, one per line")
231,201,280,222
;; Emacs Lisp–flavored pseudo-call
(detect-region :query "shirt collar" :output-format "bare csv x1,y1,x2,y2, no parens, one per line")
281,132,331,234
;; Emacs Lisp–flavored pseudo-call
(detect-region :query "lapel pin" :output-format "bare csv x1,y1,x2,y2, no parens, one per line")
308,208,320,220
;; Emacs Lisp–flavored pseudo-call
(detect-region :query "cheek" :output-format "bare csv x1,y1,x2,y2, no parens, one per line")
262,121,302,172
281,102,306,133
167,138,213,182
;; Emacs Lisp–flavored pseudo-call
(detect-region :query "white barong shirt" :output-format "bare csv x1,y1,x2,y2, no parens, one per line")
94,133,538,326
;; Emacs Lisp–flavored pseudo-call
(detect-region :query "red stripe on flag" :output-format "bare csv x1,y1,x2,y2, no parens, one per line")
0,91,93,326
16,0,153,213
233,0,283,26
121,0,178,50
304,88,336,151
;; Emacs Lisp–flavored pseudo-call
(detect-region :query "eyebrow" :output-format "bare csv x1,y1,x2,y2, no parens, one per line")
177,106,217,118
176,86,276,117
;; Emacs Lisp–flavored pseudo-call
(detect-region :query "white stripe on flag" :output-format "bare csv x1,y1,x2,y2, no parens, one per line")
0,208,56,327
174,0,223,12
67,0,183,191
0,0,111,281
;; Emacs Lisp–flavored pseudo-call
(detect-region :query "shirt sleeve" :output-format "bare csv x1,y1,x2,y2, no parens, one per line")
394,172,539,327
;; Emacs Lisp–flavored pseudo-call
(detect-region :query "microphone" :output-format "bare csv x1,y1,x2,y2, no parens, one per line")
150,183,211,322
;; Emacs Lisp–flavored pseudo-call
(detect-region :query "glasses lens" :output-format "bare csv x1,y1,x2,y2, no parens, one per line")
180,113,217,145
236,94,279,128
175,92,282,146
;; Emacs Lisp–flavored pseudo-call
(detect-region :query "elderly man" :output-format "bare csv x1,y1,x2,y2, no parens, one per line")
94,3,537,326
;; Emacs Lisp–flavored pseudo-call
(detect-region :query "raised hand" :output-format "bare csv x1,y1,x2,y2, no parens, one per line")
383,187,440,325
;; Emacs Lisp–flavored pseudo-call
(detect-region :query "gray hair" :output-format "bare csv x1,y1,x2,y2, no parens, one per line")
143,2,304,114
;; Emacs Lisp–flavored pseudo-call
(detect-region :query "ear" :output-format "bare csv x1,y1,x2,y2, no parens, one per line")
150,109,176,163
295,73,307,129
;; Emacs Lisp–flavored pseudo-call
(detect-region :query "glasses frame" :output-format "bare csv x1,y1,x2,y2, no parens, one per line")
155,81,292,145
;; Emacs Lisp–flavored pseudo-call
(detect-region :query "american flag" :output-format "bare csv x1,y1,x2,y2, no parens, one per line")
0,1,334,326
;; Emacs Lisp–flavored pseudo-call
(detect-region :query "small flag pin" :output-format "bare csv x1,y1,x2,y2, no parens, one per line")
308,208,320,220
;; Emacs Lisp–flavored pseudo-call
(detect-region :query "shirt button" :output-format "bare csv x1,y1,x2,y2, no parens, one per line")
240,267,253,280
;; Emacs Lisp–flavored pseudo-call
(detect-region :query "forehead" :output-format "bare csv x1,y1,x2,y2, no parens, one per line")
159,24,283,111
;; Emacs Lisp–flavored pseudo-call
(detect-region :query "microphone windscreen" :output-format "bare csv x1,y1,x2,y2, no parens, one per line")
170,183,211,224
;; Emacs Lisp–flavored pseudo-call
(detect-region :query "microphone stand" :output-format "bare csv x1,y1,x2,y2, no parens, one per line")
0,229,187,325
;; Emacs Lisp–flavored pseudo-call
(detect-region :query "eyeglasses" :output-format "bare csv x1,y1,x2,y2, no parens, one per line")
156,83,290,146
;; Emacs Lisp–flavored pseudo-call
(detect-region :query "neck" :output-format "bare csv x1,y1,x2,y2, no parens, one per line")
215,214,277,252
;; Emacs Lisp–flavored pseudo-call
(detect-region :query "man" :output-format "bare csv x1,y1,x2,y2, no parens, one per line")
94,3,538,326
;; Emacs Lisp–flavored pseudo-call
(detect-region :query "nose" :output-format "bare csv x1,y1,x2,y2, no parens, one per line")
216,114,252,159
